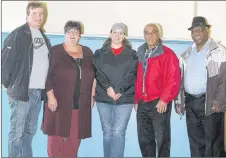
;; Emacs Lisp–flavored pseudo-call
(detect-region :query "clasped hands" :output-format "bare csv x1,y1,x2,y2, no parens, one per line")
107,87,122,101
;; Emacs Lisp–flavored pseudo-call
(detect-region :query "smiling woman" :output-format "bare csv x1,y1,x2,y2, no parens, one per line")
92,23,138,157
41,20,95,157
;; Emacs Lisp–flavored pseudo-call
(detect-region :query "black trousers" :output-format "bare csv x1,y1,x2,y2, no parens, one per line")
185,93,224,157
137,99,172,157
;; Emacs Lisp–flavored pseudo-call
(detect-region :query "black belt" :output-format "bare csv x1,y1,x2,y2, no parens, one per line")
185,92,206,99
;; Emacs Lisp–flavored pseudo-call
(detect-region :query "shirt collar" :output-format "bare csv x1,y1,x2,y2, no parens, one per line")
145,40,161,52
193,38,210,52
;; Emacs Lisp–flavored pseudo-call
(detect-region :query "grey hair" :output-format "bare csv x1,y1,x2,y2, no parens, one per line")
144,23,163,38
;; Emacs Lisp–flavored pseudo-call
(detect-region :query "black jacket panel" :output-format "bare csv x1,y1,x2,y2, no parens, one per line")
93,45,138,104
1,23,51,101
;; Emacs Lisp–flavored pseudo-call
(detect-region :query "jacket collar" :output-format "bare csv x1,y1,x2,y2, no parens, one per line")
23,22,45,35
206,38,218,58
181,38,218,59
101,45,131,55
22,23,51,50
23,23,32,34
137,39,164,57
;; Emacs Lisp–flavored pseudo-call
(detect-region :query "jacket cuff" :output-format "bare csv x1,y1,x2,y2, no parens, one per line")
134,98,138,104
212,99,223,107
2,81,10,88
101,82,111,91
160,98,169,105
113,86,124,94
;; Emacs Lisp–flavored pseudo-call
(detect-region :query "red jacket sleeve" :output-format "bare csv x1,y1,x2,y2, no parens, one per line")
160,51,181,104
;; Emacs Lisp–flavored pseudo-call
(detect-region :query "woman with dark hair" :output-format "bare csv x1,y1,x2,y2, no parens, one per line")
41,20,95,157
93,23,138,157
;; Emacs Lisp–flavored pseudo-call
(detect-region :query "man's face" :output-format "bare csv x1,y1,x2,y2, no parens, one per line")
191,26,209,45
144,25,160,48
27,7,44,29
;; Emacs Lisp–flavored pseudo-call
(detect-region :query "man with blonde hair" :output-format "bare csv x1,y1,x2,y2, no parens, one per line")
2,1,51,157
134,23,180,157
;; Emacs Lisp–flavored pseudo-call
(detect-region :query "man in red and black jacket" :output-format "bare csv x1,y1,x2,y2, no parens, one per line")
134,23,181,157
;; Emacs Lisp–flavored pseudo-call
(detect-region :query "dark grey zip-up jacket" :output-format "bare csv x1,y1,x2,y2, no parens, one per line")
93,45,138,105
1,23,51,101
175,38,226,116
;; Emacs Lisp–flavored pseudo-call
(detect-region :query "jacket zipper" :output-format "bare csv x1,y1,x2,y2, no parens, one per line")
205,58,208,115
114,54,118,105
143,60,148,95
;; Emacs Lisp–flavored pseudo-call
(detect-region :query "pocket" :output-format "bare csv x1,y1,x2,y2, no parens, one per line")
8,96,18,107
8,96,13,103
184,93,191,105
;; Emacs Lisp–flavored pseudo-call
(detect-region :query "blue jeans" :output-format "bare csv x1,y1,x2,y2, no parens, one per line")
8,89,42,157
96,102,133,157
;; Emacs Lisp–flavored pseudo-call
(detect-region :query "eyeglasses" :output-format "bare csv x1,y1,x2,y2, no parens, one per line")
66,30,80,36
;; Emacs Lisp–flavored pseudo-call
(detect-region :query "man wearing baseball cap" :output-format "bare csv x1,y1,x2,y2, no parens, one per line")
175,16,226,157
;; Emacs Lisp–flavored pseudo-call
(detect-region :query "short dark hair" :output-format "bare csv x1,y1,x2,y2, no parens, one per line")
26,1,44,16
64,21,82,34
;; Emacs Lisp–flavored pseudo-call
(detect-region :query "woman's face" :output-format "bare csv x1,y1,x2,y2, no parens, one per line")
110,28,125,45
65,28,80,46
